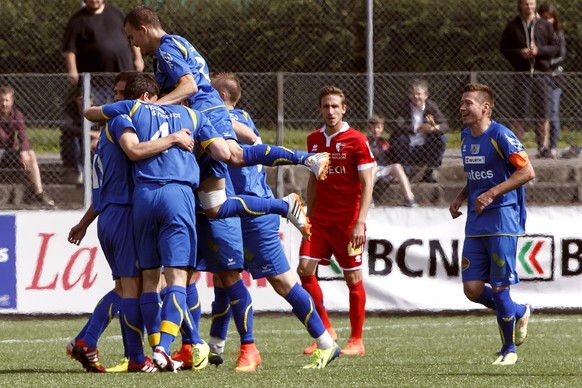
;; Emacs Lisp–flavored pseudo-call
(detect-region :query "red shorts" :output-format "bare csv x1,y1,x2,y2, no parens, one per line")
299,218,365,271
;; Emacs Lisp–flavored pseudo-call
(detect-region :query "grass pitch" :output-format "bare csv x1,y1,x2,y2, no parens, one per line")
1,312,581,387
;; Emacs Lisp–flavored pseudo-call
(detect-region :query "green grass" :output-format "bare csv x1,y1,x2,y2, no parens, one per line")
1,312,581,387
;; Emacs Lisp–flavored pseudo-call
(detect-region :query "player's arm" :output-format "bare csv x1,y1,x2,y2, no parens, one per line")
475,151,536,214
155,74,198,105
352,166,374,247
84,106,106,122
449,185,467,219
232,120,257,145
118,128,194,161
68,204,99,246
204,137,234,162
131,46,144,72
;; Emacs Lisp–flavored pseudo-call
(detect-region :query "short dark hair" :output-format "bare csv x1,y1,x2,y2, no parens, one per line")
368,113,385,126
319,85,346,106
463,83,494,108
124,73,160,100
124,5,162,29
211,72,242,105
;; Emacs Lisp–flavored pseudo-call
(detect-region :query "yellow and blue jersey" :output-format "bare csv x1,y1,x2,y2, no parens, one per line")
154,34,224,111
101,100,222,189
460,120,527,236
92,115,134,212
227,108,274,199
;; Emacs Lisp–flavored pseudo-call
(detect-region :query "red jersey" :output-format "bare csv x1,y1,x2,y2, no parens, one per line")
307,123,376,222
0,107,30,151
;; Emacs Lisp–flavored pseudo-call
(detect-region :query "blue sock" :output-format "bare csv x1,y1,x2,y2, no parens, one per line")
83,290,121,348
515,303,527,319
119,310,128,358
181,283,202,345
159,285,187,353
216,195,287,219
121,298,145,364
475,286,497,310
210,286,232,340
242,144,311,166
492,288,517,353
139,292,162,350
160,286,169,301
285,283,326,339
225,280,254,344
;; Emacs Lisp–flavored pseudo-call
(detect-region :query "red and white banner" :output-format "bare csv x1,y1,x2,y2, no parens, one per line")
1,207,582,314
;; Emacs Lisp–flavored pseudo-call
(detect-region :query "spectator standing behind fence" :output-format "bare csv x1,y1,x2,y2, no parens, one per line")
0,86,54,207
538,3,566,159
391,79,448,183
60,87,95,185
62,0,144,104
500,0,559,158
367,114,417,207
450,83,533,365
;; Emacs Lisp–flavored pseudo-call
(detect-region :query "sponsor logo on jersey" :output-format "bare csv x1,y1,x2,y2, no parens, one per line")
466,169,494,180
328,165,347,175
311,145,318,152
465,156,485,164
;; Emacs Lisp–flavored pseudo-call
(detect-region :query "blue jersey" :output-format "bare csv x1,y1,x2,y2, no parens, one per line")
101,100,222,189
154,34,224,111
460,120,527,236
92,115,133,211
227,108,274,199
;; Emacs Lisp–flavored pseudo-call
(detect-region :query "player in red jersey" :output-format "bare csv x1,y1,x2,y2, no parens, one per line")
297,85,376,356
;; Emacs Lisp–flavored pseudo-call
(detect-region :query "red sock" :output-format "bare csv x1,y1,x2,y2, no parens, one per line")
347,280,366,339
300,275,332,329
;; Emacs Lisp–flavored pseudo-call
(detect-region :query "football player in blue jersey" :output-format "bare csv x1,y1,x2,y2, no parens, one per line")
123,5,330,180
450,83,535,365
67,73,195,373
203,72,340,370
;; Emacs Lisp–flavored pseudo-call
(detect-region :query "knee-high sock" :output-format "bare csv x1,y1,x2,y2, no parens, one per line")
225,280,254,344
139,292,162,350
285,283,326,339
347,280,366,340
475,286,497,310
119,311,128,358
121,298,145,364
216,196,287,219
158,285,187,353
242,144,311,167
300,275,332,330
180,283,202,345
492,288,517,353
210,286,232,340
82,290,122,348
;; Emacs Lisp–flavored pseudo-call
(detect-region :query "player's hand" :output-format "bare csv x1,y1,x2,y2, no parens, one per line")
173,129,194,152
475,192,494,215
68,224,87,246
449,197,463,219
351,221,366,248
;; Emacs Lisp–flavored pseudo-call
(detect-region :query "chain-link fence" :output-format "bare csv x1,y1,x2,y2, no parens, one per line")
1,71,581,209
1,1,582,209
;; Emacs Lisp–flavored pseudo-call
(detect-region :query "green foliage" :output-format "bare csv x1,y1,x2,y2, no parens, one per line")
3,0,582,73
1,313,581,387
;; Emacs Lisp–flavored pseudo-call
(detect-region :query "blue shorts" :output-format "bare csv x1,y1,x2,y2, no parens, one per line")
203,106,238,142
242,214,291,279
461,235,520,287
97,204,139,278
132,183,197,269
195,213,244,273
197,153,229,182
